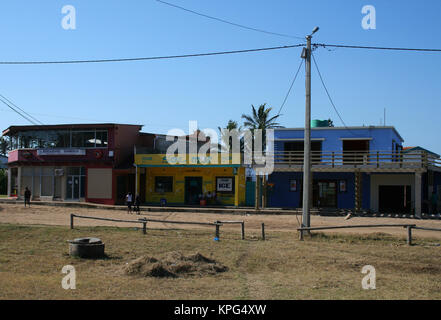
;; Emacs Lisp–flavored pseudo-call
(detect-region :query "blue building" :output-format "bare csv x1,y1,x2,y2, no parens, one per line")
267,125,441,217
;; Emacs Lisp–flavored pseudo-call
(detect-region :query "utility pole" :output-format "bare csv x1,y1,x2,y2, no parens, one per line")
301,27,319,229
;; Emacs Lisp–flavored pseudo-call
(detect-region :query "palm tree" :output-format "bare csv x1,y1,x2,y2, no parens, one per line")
218,120,241,152
242,104,283,210
241,103,283,151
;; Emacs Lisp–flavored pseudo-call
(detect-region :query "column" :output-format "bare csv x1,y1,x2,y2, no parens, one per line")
234,174,239,207
7,167,11,197
17,167,22,199
415,172,422,218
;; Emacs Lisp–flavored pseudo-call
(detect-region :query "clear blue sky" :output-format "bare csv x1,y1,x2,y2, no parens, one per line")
0,0,440,152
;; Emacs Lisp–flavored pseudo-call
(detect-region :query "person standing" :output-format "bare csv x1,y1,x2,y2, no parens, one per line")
125,192,133,214
134,194,141,215
24,187,31,208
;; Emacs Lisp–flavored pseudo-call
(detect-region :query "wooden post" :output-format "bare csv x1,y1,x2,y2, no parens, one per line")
376,151,380,168
70,214,74,230
261,223,265,240
241,222,245,240
215,222,220,240
142,221,147,235
407,226,412,246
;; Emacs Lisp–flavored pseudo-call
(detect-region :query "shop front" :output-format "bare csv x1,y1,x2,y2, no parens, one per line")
135,154,246,206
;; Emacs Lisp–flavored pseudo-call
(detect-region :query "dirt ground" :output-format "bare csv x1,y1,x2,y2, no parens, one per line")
1,203,441,240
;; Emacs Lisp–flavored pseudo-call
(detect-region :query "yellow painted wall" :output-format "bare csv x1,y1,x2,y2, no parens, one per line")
139,166,246,206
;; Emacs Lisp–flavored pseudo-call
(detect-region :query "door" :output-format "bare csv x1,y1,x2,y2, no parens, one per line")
66,176,80,200
313,181,337,208
185,177,202,205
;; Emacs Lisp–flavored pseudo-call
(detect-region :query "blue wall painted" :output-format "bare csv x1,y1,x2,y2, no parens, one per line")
274,127,403,153
268,172,357,209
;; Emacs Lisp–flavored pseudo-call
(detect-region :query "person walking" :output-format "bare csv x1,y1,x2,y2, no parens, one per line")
24,187,31,208
125,192,133,214
134,194,141,215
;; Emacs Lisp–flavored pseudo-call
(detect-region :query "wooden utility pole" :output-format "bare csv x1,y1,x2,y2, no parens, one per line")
302,27,319,229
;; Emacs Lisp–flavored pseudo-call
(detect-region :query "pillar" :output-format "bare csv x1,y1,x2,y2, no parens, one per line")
7,167,11,197
354,171,362,212
415,172,422,218
17,167,22,199
234,174,239,207
255,175,260,210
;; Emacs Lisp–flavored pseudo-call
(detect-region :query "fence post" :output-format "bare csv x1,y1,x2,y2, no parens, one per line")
70,214,74,230
215,222,220,240
142,221,147,235
261,223,265,240
299,229,304,241
407,226,412,246
241,222,245,240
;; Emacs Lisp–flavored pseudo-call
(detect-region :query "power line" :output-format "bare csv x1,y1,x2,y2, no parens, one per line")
0,96,39,125
0,44,305,65
277,59,304,115
311,52,354,133
155,0,305,40
0,94,44,125
314,43,441,52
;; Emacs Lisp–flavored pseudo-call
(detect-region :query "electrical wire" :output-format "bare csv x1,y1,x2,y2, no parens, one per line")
0,94,44,125
311,52,357,135
0,44,305,65
277,59,303,115
314,43,441,52
155,0,305,40
0,96,39,125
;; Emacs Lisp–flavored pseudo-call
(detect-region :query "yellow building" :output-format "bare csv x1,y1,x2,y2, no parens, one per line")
134,153,246,206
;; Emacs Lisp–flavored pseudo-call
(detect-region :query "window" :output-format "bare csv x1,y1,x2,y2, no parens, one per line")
155,176,173,193
95,130,108,148
9,129,109,149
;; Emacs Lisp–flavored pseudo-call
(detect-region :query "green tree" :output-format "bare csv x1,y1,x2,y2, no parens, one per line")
241,103,283,151
0,136,9,156
0,169,7,195
218,120,241,152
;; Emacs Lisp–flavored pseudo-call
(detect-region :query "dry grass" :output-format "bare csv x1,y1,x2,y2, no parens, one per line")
0,223,440,300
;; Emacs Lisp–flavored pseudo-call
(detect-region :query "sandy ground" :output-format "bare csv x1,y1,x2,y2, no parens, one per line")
1,203,441,239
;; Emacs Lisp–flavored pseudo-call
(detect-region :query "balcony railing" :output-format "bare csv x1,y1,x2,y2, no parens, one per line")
270,150,441,169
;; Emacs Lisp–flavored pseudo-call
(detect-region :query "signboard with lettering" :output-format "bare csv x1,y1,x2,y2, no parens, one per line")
216,177,233,192
135,153,241,167
37,149,86,156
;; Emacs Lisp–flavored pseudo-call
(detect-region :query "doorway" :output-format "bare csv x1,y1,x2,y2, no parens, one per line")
343,139,369,164
66,175,81,200
185,177,202,205
378,185,411,213
313,181,338,208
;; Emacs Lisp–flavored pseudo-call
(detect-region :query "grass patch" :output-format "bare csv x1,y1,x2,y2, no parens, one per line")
0,224,440,299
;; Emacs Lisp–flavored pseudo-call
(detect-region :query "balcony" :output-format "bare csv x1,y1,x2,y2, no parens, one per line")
271,150,441,172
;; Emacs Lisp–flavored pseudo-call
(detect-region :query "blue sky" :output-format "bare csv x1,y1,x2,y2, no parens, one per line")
0,0,440,152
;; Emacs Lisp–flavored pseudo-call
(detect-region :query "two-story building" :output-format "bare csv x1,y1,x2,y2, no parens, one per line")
267,124,441,216
2,123,146,205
